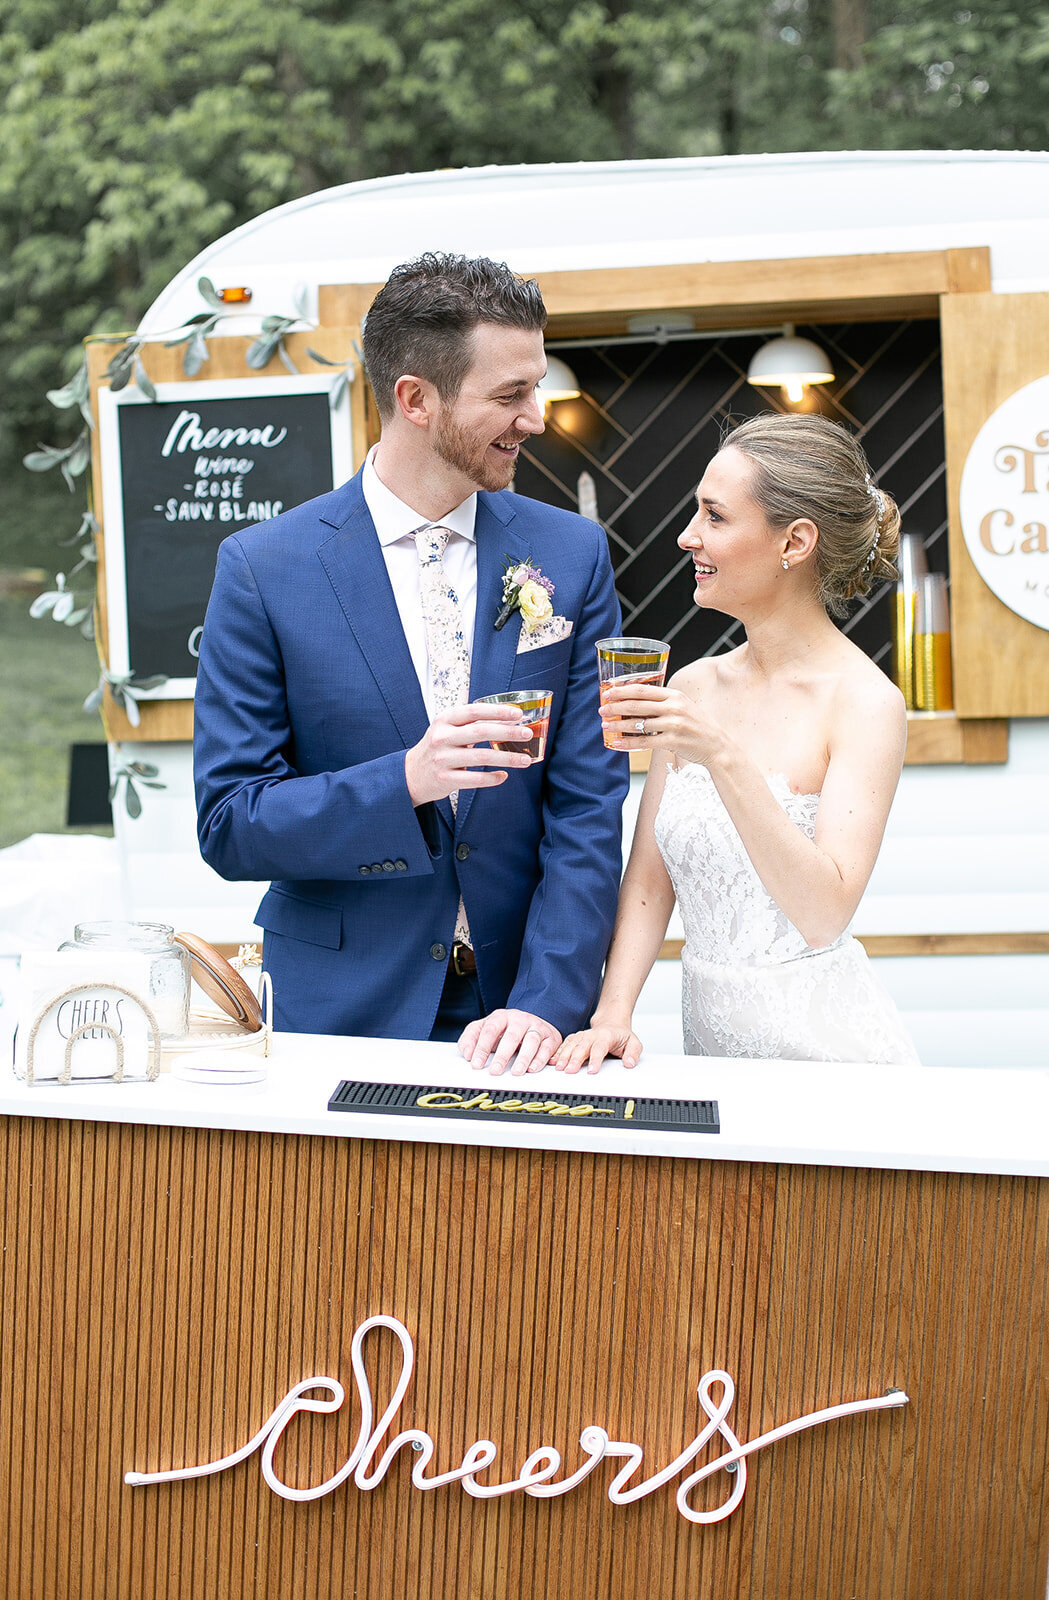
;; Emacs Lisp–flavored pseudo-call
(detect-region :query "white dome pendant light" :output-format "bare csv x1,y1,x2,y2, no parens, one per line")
747,325,834,405
537,353,582,415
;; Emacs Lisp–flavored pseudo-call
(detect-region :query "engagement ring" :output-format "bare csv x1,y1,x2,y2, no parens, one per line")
636,719,647,735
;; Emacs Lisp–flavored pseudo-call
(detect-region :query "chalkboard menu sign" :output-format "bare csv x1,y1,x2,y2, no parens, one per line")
99,376,353,694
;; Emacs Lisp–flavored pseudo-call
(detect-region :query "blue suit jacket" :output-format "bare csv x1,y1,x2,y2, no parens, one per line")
193,469,628,1039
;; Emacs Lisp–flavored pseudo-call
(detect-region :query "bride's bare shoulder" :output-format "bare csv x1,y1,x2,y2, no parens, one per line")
840,639,904,709
833,639,907,748
668,650,735,695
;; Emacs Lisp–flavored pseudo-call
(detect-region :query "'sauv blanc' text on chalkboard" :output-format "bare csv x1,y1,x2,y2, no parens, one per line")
100,378,350,689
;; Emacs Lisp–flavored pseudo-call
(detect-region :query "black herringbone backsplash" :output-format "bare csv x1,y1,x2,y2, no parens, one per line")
515,320,948,673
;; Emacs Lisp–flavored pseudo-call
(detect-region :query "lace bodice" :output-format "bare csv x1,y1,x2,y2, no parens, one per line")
651,760,919,1063
655,761,836,967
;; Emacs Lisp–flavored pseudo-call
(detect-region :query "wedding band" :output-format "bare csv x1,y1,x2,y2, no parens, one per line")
636,719,647,735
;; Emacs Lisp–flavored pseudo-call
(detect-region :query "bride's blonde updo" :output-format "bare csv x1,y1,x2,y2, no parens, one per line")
721,413,901,618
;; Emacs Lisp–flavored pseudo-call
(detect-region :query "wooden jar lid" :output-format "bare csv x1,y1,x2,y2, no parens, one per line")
174,932,264,1032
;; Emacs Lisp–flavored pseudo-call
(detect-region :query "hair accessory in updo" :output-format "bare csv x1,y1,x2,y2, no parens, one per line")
863,474,885,573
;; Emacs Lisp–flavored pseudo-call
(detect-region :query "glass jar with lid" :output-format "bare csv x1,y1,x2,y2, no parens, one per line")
58,921,190,1040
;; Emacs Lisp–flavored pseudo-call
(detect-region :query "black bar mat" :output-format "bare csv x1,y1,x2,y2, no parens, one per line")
328,1080,719,1134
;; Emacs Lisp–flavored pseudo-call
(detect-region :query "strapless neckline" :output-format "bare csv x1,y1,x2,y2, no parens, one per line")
667,762,820,805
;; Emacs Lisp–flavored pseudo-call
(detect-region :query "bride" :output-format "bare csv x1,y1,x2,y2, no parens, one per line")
554,412,919,1073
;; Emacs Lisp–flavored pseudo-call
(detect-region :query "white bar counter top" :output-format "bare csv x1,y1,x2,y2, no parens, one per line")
4,1031,1049,1180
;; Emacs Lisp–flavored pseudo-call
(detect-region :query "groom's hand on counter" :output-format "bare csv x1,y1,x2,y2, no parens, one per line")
405,703,533,806
458,1010,562,1078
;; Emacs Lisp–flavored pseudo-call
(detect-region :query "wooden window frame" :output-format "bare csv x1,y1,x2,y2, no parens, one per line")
93,247,1005,754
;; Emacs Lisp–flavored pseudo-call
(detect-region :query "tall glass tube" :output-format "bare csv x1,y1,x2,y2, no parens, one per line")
914,573,954,711
891,534,928,710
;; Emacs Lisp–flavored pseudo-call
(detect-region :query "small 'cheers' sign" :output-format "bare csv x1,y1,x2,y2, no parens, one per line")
14,951,154,1083
328,1081,719,1134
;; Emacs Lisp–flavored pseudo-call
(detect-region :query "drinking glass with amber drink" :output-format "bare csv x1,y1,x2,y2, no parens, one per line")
479,690,553,763
595,637,670,748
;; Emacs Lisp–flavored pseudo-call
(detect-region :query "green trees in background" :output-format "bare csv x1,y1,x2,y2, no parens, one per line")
1,0,1047,467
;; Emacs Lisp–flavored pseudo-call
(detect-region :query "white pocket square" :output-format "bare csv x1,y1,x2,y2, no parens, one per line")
516,615,574,653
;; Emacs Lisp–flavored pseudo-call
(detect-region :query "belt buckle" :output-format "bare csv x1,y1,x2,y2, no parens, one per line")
451,941,472,978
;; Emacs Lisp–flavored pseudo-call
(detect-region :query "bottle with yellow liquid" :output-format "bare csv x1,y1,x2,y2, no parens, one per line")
890,534,928,709
914,572,954,712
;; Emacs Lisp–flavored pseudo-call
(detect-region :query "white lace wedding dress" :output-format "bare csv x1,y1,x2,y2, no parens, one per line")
654,762,919,1063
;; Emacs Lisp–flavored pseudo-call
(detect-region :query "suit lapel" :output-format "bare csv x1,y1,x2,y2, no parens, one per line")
457,495,527,833
318,479,527,839
317,484,430,756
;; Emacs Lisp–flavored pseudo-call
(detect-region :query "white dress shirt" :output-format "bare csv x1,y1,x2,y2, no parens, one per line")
362,446,478,720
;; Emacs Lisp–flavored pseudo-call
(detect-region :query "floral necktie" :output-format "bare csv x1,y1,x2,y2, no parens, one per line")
414,526,471,721
415,525,472,950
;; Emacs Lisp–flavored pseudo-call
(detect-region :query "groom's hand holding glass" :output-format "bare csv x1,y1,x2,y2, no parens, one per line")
403,700,535,805
404,693,564,1079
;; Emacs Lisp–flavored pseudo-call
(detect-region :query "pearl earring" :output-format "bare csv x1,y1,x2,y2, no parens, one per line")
781,559,790,571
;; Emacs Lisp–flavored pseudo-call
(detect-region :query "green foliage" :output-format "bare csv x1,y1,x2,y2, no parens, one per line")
1,0,1046,467
0,591,110,850
824,3,1049,151
23,430,91,492
108,759,165,819
84,667,169,726
0,0,393,447
0,462,77,569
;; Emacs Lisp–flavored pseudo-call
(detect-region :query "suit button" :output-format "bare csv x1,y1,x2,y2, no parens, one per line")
395,859,408,872
382,860,395,872
371,863,383,874
430,942,447,962
358,865,371,876
456,843,470,861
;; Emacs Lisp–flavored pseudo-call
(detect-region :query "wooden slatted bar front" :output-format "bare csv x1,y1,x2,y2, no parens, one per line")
1,1113,1046,1600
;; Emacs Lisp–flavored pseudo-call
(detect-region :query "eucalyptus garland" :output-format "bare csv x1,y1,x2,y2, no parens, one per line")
22,277,355,715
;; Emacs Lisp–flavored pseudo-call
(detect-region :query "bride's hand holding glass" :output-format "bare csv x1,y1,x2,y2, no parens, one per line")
599,679,725,770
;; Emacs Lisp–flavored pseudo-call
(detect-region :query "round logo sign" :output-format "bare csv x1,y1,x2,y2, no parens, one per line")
959,373,1049,630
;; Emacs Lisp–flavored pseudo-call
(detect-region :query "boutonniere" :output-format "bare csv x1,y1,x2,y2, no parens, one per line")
494,558,555,632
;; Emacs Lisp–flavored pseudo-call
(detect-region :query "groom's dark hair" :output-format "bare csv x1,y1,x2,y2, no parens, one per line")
362,252,547,420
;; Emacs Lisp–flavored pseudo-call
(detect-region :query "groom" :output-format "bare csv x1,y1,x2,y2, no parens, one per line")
194,252,627,1073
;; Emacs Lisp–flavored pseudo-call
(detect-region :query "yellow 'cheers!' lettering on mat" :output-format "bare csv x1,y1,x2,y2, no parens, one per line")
415,1091,614,1117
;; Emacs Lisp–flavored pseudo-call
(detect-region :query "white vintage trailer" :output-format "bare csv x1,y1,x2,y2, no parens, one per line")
96,152,1049,1067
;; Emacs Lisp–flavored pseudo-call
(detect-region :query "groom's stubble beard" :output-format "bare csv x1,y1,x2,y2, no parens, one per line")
430,405,521,494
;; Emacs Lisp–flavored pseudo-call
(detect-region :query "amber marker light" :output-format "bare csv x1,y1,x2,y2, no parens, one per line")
218,286,253,303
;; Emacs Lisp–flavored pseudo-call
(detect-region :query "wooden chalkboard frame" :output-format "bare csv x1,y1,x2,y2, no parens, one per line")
98,374,354,698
